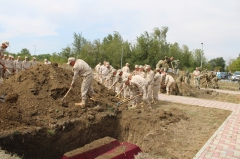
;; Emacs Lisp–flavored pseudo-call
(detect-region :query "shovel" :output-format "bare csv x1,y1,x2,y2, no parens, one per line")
61,86,72,102
116,94,141,107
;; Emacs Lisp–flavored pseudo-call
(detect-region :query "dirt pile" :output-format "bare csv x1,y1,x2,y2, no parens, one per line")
0,63,121,132
2,64,224,159
160,72,216,98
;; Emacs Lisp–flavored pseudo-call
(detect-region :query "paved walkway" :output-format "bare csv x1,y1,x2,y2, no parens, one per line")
158,90,240,159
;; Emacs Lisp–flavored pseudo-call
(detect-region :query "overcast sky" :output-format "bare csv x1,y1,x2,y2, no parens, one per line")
1,0,240,61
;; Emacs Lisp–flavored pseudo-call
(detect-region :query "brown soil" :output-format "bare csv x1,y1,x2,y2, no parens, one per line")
0,64,231,159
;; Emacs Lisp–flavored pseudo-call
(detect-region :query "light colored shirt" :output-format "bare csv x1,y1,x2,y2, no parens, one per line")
99,65,108,76
0,48,5,56
0,59,5,68
130,75,148,93
146,70,155,85
22,60,32,70
153,72,162,85
44,61,51,65
31,60,37,67
139,71,145,78
14,60,22,69
71,59,92,84
5,59,14,68
165,74,175,84
95,64,101,73
122,66,130,73
193,70,201,78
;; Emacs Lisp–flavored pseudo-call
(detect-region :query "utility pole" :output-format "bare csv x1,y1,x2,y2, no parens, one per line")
121,44,123,68
33,45,36,55
201,43,203,68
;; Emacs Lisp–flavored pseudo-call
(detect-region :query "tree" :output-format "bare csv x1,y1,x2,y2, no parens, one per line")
208,57,226,71
228,58,240,71
17,48,31,58
72,32,87,57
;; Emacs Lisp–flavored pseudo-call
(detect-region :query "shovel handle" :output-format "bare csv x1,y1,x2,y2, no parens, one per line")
63,86,72,99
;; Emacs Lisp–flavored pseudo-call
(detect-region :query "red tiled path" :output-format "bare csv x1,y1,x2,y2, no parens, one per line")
158,91,240,159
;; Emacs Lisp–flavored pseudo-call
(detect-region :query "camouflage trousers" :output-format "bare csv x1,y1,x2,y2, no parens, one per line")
0,68,4,79
81,73,95,100
153,84,160,101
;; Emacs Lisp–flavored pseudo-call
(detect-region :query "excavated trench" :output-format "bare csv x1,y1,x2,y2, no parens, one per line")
0,64,191,159
0,109,187,159
0,106,187,159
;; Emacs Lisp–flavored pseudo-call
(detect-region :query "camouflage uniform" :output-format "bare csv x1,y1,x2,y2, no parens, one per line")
183,71,191,84
171,60,180,76
211,77,220,89
176,75,184,95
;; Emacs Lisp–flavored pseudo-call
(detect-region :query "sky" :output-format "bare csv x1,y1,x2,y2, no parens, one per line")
0,0,240,62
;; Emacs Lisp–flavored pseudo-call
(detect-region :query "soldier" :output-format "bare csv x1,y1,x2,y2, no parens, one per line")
153,68,162,103
44,59,51,65
171,59,180,76
0,42,9,79
145,65,155,103
0,41,9,57
110,69,130,98
122,63,130,73
31,57,37,67
106,62,114,74
127,75,151,108
14,56,22,74
156,60,166,70
201,73,210,88
138,65,146,78
95,62,101,81
105,69,117,88
0,54,5,80
1,54,8,79
183,70,191,84
211,76,221,89
67,57,96,107
193,67,201,89
99,61,109,84
5,55,14,78
165,73,175,95
132,65,139,76
22,56,32,70
176,75,185,96
165,56,174,72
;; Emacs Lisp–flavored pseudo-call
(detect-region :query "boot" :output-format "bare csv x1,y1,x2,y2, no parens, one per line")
75,100,86,107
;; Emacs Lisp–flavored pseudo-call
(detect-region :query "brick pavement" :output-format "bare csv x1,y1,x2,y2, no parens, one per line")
158,91,240,159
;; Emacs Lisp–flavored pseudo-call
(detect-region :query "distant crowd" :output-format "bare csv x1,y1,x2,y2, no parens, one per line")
0,41,52,81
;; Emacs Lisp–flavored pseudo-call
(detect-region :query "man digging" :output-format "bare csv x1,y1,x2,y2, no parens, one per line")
67,57,96,107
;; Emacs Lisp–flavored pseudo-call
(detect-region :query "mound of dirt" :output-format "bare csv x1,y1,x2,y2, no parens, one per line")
0,64,193,158
0,64,122,132
160,72,217,98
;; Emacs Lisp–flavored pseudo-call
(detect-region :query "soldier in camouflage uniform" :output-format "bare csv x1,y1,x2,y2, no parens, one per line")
183,70,191,84
176,75,184,96
211,76,221,89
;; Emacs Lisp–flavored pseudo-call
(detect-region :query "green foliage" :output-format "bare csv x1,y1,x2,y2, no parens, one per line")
228,58,240,71
9,27,238,71
208,57,226,71
47,129,55,135
36,54,51,63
